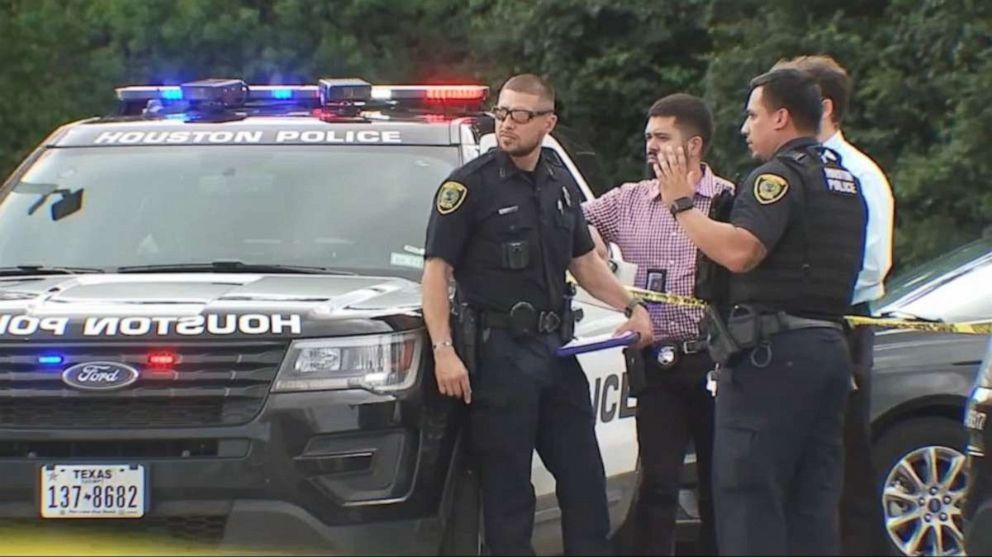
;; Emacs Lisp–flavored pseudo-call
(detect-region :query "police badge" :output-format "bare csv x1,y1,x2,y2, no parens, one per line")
753,173,789,205
436,181,467,214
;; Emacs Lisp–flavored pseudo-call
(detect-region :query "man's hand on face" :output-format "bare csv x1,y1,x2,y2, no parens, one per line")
614,304,655,349
653,145,696,206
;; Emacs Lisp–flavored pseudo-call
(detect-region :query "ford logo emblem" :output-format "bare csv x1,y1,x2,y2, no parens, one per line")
62,362,139,391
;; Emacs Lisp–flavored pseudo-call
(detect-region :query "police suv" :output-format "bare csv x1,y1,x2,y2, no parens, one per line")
0,78,640,553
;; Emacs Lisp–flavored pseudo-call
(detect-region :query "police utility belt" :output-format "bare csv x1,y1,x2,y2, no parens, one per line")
482,302,565,335
704,304,844,367
650,338,707,370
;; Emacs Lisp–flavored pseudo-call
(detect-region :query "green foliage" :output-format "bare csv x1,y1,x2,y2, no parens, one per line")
0,0,988,268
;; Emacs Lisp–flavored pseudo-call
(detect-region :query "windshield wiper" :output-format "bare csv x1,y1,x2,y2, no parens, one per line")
116,261,355,275
0,265,106,276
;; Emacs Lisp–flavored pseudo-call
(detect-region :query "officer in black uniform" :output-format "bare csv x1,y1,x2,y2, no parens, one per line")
654,68,867,555
421,74,654,556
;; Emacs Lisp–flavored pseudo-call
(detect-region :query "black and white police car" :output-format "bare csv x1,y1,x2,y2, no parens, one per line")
0,78,640,553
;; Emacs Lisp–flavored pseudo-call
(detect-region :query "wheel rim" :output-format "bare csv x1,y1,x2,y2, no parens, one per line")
883,445,969,556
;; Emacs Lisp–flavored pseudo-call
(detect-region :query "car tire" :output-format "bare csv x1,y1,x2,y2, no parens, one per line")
873,417,969,556
439,463,485,556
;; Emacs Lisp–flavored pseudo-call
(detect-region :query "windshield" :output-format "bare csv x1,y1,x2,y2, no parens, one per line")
875,238,992,322
0,145,458,279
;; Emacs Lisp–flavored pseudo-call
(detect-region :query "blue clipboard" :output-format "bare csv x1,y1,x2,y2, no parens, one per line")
556,331,639,357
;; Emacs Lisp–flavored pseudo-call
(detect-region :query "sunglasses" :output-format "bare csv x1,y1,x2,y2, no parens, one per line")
492,106,554,124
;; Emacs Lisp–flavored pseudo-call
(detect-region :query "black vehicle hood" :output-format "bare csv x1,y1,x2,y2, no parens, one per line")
0,273,422,341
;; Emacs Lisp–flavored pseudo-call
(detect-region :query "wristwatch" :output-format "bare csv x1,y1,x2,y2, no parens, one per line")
624,298,646,318
432,339,454,352
669,196,695,217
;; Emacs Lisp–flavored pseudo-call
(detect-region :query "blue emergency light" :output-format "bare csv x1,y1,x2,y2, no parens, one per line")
37,354,64,366
247,85,320,102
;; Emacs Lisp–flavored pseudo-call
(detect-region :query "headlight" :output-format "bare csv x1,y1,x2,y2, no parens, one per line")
272,331,423,393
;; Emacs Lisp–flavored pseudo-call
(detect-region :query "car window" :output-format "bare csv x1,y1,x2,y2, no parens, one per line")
0,145,459,280
877,243,992,322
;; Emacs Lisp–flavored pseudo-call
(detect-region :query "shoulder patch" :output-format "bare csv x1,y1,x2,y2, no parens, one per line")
436,181,468,214
753,173,789,205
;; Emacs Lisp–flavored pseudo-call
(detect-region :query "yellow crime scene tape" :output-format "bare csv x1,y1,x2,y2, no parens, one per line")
623,285,992,335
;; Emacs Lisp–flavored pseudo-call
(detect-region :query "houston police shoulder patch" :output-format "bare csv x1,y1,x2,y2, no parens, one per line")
753,173,789,205
436,181,467,214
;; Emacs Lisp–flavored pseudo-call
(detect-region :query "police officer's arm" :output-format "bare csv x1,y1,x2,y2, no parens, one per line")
422,180,474,404
568,199,655,348
671,211,768,273
588,226,609,261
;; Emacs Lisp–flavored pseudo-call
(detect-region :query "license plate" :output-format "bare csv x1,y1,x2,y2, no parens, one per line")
967,409,988,431
40,464,146,518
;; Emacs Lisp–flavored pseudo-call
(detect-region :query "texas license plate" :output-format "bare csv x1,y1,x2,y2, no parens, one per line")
40,464,146,518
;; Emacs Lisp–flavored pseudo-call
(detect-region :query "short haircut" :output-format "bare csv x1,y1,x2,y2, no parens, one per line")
773,55,851,125
501,74,555,108
748,69,823,134
647,93,714,155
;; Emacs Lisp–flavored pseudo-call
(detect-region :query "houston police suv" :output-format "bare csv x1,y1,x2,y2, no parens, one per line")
0,78,641,553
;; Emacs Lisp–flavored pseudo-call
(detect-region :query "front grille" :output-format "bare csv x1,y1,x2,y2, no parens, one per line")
0,341,287,428
0,439,251,459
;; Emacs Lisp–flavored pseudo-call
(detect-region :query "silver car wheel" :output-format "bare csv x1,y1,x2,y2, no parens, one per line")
883,445,969,556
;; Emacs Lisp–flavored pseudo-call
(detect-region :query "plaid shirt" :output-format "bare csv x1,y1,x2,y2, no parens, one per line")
582,165,735,340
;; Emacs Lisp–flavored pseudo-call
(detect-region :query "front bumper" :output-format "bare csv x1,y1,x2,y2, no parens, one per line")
965,387,992,554
0,389,461,554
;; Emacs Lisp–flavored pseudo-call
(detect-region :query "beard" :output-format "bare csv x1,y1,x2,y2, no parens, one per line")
499,135,542,157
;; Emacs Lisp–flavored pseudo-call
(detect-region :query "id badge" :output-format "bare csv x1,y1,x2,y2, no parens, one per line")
646,268,667,293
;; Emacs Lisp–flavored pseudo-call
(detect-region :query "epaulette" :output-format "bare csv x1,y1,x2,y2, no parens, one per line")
448,150,499,181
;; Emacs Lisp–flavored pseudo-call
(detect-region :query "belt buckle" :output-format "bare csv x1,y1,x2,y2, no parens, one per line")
540,312,561,333
681,340,702,354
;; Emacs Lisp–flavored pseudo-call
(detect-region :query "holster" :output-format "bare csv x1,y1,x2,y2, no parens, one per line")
624,346,647,397
559,283,579,344
702,304,762,367
452,303,479,376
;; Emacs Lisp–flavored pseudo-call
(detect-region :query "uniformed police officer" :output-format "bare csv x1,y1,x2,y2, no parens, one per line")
655,69,867,555
421,74,654,556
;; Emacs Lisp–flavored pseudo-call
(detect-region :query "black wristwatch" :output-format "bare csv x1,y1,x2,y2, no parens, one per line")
669,196,695,217
624,298,645,318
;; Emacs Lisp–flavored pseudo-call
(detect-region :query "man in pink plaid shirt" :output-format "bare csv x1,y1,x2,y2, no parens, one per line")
582,94,733,556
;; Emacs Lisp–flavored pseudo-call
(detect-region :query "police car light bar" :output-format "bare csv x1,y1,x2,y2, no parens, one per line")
116,85,185,102
247,86,320,101
180,79,247,106
319,79,373,104
116,79,247,106
371,85,489,104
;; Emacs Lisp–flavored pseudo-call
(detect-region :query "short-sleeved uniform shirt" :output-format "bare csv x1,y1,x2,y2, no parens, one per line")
424,148,595,312
729,137,818,253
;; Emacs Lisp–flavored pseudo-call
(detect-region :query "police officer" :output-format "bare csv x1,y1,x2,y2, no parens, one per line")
421,74,654,556
773,55,895,556
655,68,867,555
